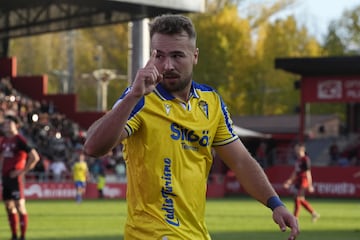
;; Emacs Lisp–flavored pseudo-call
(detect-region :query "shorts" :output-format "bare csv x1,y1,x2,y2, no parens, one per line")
294,178,309,196
2,176,24,200
74,181,86,188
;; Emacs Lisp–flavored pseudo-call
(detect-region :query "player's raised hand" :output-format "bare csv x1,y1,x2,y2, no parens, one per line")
131,49,163,97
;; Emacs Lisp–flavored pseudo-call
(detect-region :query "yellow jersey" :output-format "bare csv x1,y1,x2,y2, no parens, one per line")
72,161,88,182
117,82,238,240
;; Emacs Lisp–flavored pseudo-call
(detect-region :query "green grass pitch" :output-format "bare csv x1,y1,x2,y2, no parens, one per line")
0,197,358,239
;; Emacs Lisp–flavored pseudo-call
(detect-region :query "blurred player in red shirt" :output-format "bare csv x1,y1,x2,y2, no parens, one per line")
0,115,40,240
283,143,320,222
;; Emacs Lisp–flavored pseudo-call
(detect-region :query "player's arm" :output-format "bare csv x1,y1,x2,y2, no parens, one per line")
304,156,314,192
283,171,296,189
84,95,137,157
214,140,299,240
306,170,314,192
12,148,40,178
24,148,40,172
84,50,162,157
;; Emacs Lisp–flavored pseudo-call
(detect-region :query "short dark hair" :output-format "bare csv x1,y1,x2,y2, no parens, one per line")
149,14,196,40
294,143,305,150
5,115,19,124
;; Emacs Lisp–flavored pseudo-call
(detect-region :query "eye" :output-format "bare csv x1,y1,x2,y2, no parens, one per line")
156,54,164,60
172,53,185,59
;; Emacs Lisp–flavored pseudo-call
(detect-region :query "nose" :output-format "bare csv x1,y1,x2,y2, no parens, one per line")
164,57,174,71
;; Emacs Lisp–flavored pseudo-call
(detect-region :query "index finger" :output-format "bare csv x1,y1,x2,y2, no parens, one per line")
145,49,157,67
288,225,300,240
287,217,300,240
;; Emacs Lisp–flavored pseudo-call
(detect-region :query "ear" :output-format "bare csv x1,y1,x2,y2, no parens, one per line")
193,48,199,65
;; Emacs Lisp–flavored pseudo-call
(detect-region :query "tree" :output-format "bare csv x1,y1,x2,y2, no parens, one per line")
336,5,360,55
75,24,129,110
253,16,322,115
322,21,346,56
316,4,360,119
241,0,297,29
192,5,253,113
9,23,129,111
9,32,69,93
192,1,323,115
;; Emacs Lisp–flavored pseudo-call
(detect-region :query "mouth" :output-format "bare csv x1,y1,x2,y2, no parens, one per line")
163,73,180,80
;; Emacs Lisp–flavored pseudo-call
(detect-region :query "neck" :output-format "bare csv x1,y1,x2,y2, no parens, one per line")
173,84,192,102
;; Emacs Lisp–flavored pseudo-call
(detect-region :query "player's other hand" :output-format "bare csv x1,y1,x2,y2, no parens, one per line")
308,185,314,193
283,181,291,189
9,169,24,178
273,206,300,240
131,50,163,97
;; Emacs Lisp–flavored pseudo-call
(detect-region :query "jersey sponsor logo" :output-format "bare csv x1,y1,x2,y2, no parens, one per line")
161,158,180,227
170,123,210,150
12,190,20,199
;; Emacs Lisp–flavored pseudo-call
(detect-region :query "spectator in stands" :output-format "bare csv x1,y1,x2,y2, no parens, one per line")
88,157,104,181
256,141,267,168
0,77,90,183
351,147,360,166
348,137,360,166
328,141,340,166
101,150,117,173
48,129,71,164
337,153,350,167
49,158,68,182
32,155,50,182
284,143,320,222
0,115,40,240
114,159,126,182
0,77,13,95
0,107,5,127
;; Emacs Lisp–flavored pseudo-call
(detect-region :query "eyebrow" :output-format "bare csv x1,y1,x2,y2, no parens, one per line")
156,50,185,55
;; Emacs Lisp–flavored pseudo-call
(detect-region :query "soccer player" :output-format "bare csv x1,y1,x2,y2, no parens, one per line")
284,143,320,222
84,14,299,240
72,150,89,203
0,115,40,240
97,170,106,199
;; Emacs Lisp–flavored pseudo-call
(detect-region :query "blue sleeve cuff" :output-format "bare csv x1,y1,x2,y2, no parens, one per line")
267,196,285,211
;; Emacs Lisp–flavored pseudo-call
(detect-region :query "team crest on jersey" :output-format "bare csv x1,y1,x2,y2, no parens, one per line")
198,100,209,119
164,104,171,115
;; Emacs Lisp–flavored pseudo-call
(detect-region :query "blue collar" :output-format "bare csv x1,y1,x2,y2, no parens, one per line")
154,81,199,101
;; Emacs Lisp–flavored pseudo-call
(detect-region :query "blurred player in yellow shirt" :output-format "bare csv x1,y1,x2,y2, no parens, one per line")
97,170,106,199
72,150,89,203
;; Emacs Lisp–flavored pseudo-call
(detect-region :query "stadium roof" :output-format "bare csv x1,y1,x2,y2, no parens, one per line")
275,56,360,76
0,0,204,39
232,114,338,134
233,125,271,139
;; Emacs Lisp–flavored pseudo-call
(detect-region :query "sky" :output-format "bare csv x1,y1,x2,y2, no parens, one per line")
240,0,360,42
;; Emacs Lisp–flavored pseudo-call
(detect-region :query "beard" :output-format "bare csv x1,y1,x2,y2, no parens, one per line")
160,72,192,93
